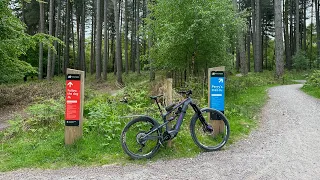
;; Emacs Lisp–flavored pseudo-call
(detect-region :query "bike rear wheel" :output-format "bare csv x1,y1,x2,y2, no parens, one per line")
120,116,161,159
190,108,230,151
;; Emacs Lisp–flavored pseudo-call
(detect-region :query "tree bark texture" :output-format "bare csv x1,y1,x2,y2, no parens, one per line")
114,0,123,84
64,0,70,75
124,0,129,74
38,1,44,79
52,0,61,77
284,0,292,69
136,0,140,74
95,0,102,80
275,0,284,78
254,0,262,72
47,0,54,80
103,0,109,80
295,0,300,52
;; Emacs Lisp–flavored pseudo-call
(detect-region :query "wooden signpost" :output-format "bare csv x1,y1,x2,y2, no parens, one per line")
65,68,84,145
208,66,225,134
164,78,173,147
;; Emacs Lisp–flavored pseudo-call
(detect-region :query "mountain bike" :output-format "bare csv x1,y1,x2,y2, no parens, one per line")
120,90,230,159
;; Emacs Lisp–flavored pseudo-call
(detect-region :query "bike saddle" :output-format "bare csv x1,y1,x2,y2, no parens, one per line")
165,103,176,112
150,94,163,100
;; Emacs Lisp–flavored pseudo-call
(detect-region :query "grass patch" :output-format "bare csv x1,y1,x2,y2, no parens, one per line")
301,70,320,99
0,70,304,171
301,86,320,99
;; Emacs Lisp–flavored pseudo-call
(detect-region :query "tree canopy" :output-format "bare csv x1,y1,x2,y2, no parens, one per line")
0,0,37,83
148,0,239,72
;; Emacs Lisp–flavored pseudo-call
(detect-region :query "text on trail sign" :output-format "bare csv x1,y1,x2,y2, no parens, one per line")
65,74,81,126
209,71,225,112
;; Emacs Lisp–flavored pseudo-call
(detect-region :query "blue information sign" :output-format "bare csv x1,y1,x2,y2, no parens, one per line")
209,71,225,112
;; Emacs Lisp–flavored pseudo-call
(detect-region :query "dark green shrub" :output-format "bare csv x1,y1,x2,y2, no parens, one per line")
293,51,310,70
304,70,320,88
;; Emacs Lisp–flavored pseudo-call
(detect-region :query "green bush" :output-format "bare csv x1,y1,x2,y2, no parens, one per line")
303,70,320,88
2,98,64,140
293,51,310,70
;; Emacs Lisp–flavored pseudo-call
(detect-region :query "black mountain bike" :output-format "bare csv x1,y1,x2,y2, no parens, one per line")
120,90,230,159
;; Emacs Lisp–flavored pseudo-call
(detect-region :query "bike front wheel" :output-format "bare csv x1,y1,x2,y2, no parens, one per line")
190,108,230,151
120,116,161,159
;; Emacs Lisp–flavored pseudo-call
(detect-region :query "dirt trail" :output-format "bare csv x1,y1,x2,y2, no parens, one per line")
2,83,320,179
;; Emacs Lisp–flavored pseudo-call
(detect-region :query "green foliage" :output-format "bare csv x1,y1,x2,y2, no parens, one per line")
26,98,64,129
0,0,36,83
226,71,277,98
2,99,64,139
292,51,310,70
305,70,320,87
148,0,239,72
0,72,282,171
301,70,320,99
0,0,64,84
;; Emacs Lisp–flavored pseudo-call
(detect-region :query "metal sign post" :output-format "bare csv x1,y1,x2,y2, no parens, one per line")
65,69,84,145
208,66,225,134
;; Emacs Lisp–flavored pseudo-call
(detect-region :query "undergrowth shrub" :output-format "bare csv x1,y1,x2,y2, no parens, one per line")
303,70,320,88
226,72,276,97
2,98,64,139
293,51,310,70
83,85,154,145
25,98,64,129
0,80,64,108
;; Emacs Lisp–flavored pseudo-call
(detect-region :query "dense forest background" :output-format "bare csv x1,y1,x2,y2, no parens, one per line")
1,0,320,84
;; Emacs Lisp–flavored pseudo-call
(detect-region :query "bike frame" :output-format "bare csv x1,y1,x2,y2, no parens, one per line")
143,96,209,141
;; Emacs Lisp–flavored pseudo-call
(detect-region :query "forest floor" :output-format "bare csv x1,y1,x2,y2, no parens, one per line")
0,105,25,131
2,82,320,179
0,78,121,131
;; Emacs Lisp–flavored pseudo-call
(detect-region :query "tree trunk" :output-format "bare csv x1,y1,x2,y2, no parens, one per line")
295,0,300,52
103,0,109,80
233,0,247,75
136,0,140,74
131,0,136,72
284,0,292,69
64,0,70,74
148,0,155,81
290,0,295,55
38,1,44,79
46,0,54,80
52,0,61,77
142,0,147,56
247,17,251,72
303,0,307,51
80,0,86,72
265,35,268,70
124,0,129,74
72,9,77,69
254,0,262,72
310,0,314,68
114,0,123,85
96,0,102,80
316,0,320,67
251,0,256,68
90,0,95,74
275,0,284,78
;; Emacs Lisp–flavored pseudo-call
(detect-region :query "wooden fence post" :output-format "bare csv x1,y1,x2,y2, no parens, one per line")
164,78,173,147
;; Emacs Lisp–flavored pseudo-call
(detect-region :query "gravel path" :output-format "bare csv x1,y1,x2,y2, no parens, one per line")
1,84,320,179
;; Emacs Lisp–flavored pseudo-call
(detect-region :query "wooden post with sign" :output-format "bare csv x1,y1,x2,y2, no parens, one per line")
208,66,225,134
65,68,84,145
